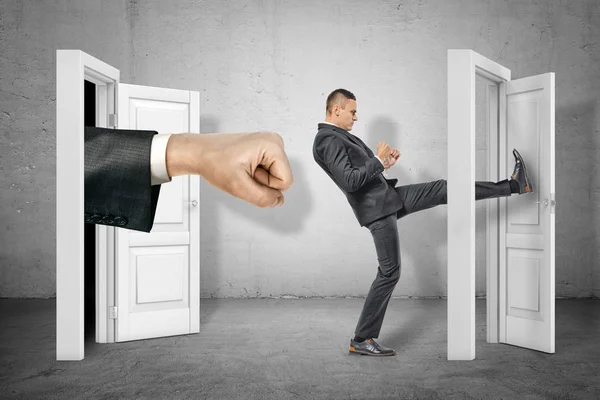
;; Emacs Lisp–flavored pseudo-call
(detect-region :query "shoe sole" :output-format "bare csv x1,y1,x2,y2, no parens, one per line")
512,150,534,194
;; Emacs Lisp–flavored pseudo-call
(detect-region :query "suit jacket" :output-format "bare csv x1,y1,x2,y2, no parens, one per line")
84,126,161,232
312,123,404,227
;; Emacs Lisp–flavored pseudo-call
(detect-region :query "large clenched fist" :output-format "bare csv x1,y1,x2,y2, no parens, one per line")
166,131,294,208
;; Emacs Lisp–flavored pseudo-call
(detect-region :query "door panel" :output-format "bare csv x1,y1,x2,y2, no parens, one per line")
115,83,200,342
154,177,186,225
132,247,188,307
127,96,190,232
499,72,555,353
506,92,541,226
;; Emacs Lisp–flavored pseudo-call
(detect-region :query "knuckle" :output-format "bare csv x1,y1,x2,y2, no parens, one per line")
282,180,293,191
265,131,283,142
261,132,284,149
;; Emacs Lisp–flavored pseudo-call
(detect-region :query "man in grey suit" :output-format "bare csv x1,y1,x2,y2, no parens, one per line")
313,88,533,356
85,128,294,232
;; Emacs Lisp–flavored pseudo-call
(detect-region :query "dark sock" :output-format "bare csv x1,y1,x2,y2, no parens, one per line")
354,336,366,343
509,179,520,194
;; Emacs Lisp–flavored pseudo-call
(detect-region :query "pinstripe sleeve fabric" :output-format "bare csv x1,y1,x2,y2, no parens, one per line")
84,127,161,232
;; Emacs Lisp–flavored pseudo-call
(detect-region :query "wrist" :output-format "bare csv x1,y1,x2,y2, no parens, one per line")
166,133,203,177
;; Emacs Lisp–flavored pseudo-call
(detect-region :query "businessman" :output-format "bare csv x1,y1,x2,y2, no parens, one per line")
312,88,533,356
85,128,294,232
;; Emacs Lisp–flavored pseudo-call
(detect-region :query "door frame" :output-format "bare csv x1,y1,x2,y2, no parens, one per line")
447,49,511,360
85,69,117,345
56,50,119,360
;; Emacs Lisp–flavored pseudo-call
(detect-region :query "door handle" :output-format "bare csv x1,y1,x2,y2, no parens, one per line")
189,200,198,207
534,194,556,214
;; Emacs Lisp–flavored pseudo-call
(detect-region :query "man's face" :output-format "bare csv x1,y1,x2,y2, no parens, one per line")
336,99,358,131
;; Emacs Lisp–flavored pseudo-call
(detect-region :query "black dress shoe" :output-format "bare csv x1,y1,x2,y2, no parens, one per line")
349,338,396,356
511,149,534,194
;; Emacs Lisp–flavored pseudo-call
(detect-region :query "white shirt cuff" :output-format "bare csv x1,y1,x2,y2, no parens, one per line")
374,155,388,176
150,133,173,186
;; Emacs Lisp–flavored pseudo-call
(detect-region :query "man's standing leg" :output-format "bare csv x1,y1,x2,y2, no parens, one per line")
349,213,400,356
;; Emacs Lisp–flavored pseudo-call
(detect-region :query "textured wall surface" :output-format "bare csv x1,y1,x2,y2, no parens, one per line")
0,0,131,297
1,0,598,298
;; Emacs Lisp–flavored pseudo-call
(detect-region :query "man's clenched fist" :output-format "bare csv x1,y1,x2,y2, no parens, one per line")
376,142,392,160
165,131,294,208
376,142,400,170
383,148,401,169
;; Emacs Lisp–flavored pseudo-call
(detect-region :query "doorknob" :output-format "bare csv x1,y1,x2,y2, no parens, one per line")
189,200,198,207
534,199,548,206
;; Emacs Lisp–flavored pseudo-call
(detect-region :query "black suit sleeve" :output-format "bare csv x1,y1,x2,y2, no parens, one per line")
84,126,161,233
316,134,385,193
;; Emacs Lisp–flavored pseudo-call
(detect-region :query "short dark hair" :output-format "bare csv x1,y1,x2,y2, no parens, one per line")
326,88,356,113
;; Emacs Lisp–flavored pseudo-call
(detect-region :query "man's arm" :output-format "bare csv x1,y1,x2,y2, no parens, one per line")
84,127,161,232
317,134,384,193
85,129,293,232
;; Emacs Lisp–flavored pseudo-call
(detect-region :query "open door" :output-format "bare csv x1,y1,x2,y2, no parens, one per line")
57,50,201,360
114,83,200,342
499,73,555,353
447,49,555,360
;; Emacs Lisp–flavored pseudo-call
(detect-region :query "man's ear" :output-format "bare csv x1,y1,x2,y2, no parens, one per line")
333,104,340,116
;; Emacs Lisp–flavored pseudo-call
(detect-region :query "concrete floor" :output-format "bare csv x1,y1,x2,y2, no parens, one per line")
1,299,599,400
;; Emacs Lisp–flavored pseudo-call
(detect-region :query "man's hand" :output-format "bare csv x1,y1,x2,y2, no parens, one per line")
377,142,392,160
166,132,294,208
383,148,401,170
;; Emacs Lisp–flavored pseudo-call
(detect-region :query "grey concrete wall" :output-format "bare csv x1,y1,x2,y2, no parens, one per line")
128,0,600,299
1,0,598,298
0,0,131,297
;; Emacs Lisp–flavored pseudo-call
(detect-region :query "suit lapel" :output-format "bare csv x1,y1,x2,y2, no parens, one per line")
352,135,375,158
318,123,372,156
317,123,389,184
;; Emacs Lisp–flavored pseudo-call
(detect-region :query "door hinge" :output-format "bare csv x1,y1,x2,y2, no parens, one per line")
109,306,118,319
108,113,118,128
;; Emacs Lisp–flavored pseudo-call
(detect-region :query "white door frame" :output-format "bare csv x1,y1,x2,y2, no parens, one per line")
447,49,511,360
56,50,119,360
85,63,118,345
484,81,501,345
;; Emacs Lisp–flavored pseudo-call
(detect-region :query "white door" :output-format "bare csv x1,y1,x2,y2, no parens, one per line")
499,73,555,353
114,83,200,342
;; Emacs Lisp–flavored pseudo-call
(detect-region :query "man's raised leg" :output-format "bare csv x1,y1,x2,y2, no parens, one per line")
394,179,514,218
394,148,534,218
